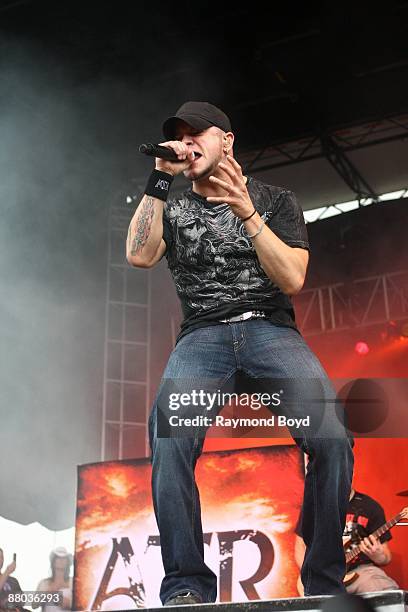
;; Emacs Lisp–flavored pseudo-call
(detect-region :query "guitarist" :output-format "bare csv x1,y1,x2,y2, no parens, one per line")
341,488,399,593
295,488,399,594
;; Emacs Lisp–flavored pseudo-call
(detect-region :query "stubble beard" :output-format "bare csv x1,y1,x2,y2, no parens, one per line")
184,154,223,183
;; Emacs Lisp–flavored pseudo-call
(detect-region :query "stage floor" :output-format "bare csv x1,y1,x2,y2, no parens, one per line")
140,590,408,612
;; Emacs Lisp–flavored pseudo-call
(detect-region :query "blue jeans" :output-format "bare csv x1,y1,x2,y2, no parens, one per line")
148,321,354,603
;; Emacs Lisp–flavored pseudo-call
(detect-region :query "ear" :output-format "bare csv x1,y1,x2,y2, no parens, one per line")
223,131,234,153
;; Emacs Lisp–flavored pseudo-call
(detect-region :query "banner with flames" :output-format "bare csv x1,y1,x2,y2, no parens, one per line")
73,445,304,609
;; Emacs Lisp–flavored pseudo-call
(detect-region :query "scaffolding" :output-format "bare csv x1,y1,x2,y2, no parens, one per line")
101,201,151,461
241,112,408,178
295,270,408,336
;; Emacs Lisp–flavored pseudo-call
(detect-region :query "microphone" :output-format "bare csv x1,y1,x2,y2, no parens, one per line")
139,143,179,161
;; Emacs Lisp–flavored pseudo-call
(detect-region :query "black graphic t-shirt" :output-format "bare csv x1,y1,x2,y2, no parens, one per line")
344,491,392,568
162,176,309,342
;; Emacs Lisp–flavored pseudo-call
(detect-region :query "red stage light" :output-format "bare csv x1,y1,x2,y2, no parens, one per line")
355,341,369,355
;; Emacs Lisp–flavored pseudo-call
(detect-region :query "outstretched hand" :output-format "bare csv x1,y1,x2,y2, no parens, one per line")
207,155,255,220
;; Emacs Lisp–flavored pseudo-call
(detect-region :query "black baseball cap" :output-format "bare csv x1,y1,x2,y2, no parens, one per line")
163,101,232,140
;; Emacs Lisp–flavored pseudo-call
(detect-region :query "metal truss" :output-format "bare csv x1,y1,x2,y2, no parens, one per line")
241,112,408,200
295,269,408,336
320,132,378,200
303,187,408,223
101,198,151,461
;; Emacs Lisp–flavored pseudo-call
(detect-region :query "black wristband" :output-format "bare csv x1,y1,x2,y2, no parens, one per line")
145,169,174,201
241,208,256,222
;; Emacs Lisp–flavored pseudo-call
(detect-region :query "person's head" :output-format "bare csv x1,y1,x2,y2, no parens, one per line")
49,547,72,581
162,101,234,182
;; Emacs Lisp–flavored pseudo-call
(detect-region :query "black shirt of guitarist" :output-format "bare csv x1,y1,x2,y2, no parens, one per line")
344,491,392,567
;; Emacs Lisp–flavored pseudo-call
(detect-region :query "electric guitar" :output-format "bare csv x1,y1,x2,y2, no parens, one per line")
297,506,408,595
343,506,408,585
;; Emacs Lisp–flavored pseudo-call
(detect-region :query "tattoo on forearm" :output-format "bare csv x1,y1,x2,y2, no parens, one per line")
131,196,155,255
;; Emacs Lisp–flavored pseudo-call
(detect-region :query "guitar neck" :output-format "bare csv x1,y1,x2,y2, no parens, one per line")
345,511,403,563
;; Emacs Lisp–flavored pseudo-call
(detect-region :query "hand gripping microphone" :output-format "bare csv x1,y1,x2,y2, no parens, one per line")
139,143,179,161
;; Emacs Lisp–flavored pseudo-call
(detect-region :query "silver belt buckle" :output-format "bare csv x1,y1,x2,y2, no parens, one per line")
220,310,265,323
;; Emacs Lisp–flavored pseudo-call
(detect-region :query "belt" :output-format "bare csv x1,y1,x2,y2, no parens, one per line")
219,310,267,323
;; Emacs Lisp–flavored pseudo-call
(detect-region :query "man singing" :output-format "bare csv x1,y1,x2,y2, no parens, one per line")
126,101,354,605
